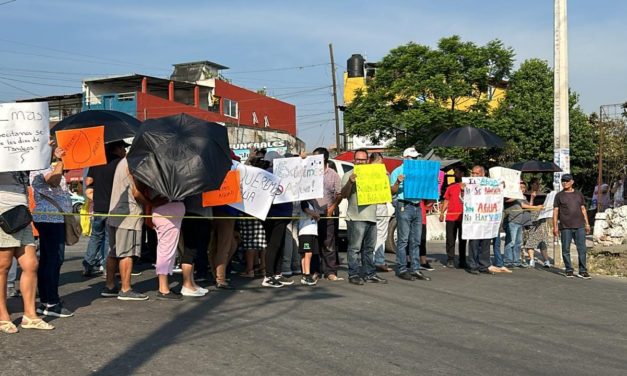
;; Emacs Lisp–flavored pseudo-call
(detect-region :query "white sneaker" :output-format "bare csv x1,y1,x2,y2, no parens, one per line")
181,286,206,297
543,260,551,268
529,259,535,267
195,286,209,294
173,264,183,274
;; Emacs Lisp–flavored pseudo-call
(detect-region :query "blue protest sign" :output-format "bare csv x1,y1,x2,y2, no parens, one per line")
403,160,441,200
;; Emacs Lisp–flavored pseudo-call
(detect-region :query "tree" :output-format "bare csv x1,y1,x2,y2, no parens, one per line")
489,59,597,193
344,36,514,153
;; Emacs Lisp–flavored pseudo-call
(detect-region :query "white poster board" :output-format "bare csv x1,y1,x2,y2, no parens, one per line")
537,191,557,220
0,102,51,172
462,177,504,240
489,167,524,199
272,155,324,204
228,162,281,220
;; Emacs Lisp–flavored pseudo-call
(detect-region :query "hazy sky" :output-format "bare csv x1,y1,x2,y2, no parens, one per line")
1,0,625,148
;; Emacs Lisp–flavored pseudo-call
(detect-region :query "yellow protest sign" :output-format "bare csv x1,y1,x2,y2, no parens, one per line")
355,164,392,205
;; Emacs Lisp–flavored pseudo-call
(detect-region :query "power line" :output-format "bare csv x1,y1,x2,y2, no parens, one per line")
0,78,40,96
226,63,329,75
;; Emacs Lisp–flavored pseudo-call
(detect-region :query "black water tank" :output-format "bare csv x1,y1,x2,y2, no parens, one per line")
347,54,365,78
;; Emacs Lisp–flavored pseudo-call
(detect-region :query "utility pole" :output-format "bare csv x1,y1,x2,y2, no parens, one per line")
329,43,341,153
553,0,570,191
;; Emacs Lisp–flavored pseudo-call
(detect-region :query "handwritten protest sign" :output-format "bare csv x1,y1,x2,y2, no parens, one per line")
489,167,524,199
202,170,242,207
55,126,106,169
403,160,441,200
355,164,392,205
228,162,281,220
462,177,504,240
0,102,51,172
537,191,556,220
272,155,324,204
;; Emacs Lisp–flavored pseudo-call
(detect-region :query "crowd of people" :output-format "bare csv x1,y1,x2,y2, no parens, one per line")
0,143,600,334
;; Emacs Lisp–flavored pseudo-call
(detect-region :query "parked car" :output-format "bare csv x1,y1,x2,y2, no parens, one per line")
328,158,397,253
70,192,85,213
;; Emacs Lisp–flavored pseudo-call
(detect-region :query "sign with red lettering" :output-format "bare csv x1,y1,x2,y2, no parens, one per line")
461,177,504,240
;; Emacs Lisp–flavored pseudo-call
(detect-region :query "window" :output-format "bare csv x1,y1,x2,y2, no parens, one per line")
223,98,238,118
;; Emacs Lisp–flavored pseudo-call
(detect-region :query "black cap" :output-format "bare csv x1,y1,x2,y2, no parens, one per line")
561,173,573,182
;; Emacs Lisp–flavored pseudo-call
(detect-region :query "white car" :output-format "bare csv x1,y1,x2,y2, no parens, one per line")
328,159,398,253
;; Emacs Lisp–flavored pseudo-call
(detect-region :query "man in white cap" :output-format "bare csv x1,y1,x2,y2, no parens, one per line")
389,147,430,281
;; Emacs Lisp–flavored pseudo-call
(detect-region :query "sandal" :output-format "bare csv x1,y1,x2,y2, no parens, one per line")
0,320,18,334
20,316,54,330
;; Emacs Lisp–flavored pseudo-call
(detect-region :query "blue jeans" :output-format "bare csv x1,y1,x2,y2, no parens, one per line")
83,215,109,272
503,221,523,266
560,228,587,273
347,220,376,278
492,235,503,267
395,201,422,274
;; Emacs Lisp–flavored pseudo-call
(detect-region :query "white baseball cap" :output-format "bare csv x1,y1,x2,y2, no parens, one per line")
402,147,421,158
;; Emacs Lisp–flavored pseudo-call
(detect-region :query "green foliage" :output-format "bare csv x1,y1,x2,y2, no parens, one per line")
489,59,597,193
344,36,514,155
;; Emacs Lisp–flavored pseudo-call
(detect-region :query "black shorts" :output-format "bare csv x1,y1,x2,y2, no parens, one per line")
298,235,319,255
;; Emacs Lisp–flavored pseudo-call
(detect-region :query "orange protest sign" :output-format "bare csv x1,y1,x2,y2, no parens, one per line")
202,170,242,207
55,126,107,169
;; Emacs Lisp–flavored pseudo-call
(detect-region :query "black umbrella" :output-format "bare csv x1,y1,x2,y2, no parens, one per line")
429,126,505,148
126,113,232,201
52,110,141,143
510,160,562,172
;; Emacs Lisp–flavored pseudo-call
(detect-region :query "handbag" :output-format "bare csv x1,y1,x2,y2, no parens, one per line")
0,205,33,234
39,192,82,246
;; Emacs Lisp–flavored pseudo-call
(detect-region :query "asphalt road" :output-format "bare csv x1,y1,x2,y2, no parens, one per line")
2,238,626,376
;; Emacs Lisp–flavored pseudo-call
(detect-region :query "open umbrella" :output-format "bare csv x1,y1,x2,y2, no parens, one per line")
126,113,232,201
429,126,505,148
52,110,141,143
510,160,562,172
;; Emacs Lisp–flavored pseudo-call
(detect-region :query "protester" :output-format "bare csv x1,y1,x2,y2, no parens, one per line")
419,200,434,271
237,215,267,278
522,178,551,268
102,157,149,300
503,181,543,269
466,166,493,275
439,166,467,268
389,147,429,281
1,170,54,333
282,203,301,277
312,147,343,281
181,194,211,287
30,147,74,317
369,152,392,272
342,149,388,285
260,151,294,288
553,174,591,279
299,199,320,286
211,205,239,290
83,141,128,277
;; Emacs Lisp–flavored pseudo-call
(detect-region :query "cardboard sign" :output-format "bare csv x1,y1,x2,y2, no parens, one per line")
489,167,524,199
355,164,392,205
228,162,281,220
403,160,441,200
461,177,504,240
272,155,324,204
0,102,51,172
55,126,106,169
202,170,242,207
537,191,556,220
